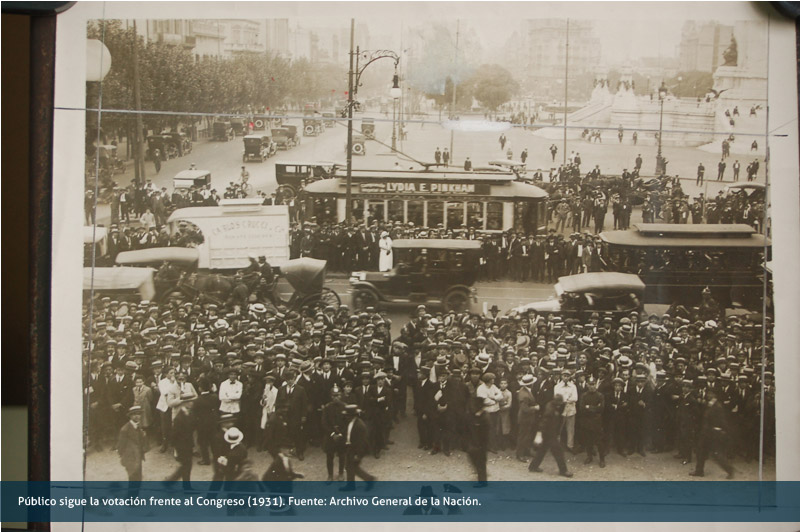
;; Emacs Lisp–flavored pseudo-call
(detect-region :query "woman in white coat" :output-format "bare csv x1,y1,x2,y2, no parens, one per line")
378,231,393,272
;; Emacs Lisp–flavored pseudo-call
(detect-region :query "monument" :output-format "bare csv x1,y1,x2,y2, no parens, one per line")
712,21,767,107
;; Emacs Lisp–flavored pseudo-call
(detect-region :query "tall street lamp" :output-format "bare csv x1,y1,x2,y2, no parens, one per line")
390,73,401,152
344,19,399,222
655,83,668,176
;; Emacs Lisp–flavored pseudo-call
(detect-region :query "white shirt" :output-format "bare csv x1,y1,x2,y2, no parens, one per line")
219,379,243,413
554,380,578,417
476,383,504,413
346,418,356,444
156,378,180,412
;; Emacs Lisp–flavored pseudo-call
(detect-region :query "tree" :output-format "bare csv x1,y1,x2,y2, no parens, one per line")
469,64,519,113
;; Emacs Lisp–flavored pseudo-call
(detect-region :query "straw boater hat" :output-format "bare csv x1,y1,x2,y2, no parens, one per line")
224,427,244,445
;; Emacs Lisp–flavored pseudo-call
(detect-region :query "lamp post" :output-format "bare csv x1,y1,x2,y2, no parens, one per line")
344,19,399,222
655,83,668,176
390,74,401,152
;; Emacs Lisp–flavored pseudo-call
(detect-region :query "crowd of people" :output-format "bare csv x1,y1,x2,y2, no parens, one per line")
88,281,775,484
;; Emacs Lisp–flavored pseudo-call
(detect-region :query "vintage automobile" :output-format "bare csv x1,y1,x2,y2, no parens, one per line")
230,117,248,136
242,134,276,162
115,247,200,299
96,144,125,173
274,161,338,201
349,239,481,312
252,115,269,131
286,124,301,146
272,126,300,150
322,112,336,127
83,266,157,302
360,117,376,138
163,131,193,157
346,133,367,156
213,121,235,142
173,169,211,190
303,117,323,137
146,134,178,160
509,272,645,318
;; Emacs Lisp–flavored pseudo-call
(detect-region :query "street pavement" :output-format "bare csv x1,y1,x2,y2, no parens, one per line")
102,108,765,220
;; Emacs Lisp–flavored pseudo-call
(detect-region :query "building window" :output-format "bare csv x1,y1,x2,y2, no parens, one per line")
407,200,424,227
447,201,465,230
487,202,503,230
467,202,484,229
427,201,444,228
388,200,404,223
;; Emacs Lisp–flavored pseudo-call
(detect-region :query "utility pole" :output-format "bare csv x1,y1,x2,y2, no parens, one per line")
132,20,146,186
449,19,459,166
345,19,355,222
562,18,569,167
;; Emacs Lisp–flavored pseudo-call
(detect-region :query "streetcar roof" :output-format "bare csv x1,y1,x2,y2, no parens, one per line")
302,176,548,199
332,168,515,181
488,159,527,167
633,223,757,236
276,161,337,167
556,272,645,294
600,224,770,248
392,239,483,251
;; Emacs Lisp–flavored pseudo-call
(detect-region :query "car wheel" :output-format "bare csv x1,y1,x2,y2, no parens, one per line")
353,289,378,310
444,290,469,313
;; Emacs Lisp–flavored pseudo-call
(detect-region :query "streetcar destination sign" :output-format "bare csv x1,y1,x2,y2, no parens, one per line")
360,182,490,195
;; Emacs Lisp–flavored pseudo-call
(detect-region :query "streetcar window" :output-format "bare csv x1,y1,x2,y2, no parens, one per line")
467,202,483,229
407,200,424,227
388,200,404,223
447,201,465,229
487,202,503,230
427,201,444,228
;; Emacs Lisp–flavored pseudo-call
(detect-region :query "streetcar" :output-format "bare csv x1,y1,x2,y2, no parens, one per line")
599,223,771,308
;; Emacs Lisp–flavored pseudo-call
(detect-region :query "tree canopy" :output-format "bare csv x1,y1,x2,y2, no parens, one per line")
468,64,519,112
86,20,346,135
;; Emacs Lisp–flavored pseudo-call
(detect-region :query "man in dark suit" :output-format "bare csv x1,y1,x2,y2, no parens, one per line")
367,372,392,457
108,365,133,435
165,399,196,488
340,405,376,491
516,374,539,461
690,388,734,478
414,367,436,450
528,394,573,477
276,369,310,460
578,376,606,467
674,379,700,464
628,374,653,456
321,385,347,482
605,377,629,456
194,379,219,465
117,406,148,482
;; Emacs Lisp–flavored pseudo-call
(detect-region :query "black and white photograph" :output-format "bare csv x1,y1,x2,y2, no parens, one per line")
48,2,800,490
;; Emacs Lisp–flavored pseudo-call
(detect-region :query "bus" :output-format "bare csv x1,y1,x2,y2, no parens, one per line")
301,167,549,234
599,223,771,308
